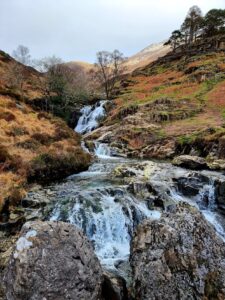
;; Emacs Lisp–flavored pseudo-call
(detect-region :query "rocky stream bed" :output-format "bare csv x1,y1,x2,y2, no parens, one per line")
2,101,225,299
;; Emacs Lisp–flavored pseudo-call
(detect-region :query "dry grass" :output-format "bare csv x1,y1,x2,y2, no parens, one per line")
0,94,91,213
103,51,225,150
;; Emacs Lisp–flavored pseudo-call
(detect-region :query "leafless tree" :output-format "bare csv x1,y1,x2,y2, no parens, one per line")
34,56,91,113
12,45,31,66
3,61,27,100
94,50,125,99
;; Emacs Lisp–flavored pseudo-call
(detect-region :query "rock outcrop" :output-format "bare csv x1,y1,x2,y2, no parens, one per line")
172,155,208,170
130,203,225,300
4,221,103,300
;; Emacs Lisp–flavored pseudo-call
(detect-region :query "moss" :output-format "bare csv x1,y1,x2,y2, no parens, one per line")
177,134,198,145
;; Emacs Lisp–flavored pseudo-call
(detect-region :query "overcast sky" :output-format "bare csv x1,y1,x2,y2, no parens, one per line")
0,0,224,63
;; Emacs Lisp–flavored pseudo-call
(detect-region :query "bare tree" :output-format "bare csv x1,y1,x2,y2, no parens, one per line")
34,56,91,114
94,50,125,99
12,45,31,66
3,61,27,100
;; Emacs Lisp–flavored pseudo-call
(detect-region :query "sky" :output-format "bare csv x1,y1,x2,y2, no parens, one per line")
0,0,224,63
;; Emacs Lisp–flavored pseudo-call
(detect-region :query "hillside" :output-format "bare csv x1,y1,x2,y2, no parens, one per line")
66,41,170,76
85,47,225,167
0,50,43,101
65,61,94,73
0,50,91,221
123,41,170,73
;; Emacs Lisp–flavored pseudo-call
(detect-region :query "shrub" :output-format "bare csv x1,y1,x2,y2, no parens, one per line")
27,149,91,183
0,111,16,122
9,186,26,207
0,145,11,163
5,155,23,173
16,139,41,150
31,133,53,145
8,126,29,136
53,126,77,141
37,112,52,120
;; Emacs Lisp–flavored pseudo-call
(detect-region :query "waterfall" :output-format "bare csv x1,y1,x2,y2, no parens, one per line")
50,185,161,269
75,100,107,134
24,157,225,271
94,142,112,159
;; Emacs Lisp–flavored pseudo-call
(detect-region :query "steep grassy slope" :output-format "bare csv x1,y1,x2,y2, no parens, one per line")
86,51,225,161
0,51,91,217
123,42,170,73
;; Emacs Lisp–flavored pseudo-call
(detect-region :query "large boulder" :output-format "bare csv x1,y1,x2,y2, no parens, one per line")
4,221,103,300
130,203,225,300
172,155,208,170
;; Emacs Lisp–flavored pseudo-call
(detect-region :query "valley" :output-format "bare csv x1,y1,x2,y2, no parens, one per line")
1,4,225,299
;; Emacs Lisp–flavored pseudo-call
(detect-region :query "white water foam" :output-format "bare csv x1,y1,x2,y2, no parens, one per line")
75,100,107,134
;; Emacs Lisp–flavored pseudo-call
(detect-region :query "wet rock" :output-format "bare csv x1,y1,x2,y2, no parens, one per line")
174,174,209,197
0,216,25,234
173,155,208,170
141,139,176,159
207,159,225,171
130,203,225,300
218,136,225,159
102,271,128,300
215,180,225,214
4,221,103,300
21,195,48,208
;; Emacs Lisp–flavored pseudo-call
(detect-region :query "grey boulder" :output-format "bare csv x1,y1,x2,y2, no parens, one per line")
130,203,225,300
4,221,103,300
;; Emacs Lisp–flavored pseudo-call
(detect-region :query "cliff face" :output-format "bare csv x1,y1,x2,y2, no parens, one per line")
85,48,225,164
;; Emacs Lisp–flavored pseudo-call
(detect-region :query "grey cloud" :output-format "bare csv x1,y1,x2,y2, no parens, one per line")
0,0,224,62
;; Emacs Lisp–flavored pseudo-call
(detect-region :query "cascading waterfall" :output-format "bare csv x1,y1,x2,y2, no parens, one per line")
94,142,112,159
24,154,225,271
148,166,225,241
49,167,161,269
24,98,225,271
75,100,108,134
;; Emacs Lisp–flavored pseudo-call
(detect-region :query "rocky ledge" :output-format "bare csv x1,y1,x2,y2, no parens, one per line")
130,203,225,300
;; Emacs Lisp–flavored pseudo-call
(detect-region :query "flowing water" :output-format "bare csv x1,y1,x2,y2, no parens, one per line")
49,152,161,270
24,101,225,274
75,100,108,134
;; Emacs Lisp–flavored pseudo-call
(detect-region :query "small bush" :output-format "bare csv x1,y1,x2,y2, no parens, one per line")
4,155,23,172
31,133,53,145
0,145,11,163
37,112,52,120
8,126,29,137
9,186,26,207
53,127,76,141
0,111,16,122
16,139,41,150
27,150,91,183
